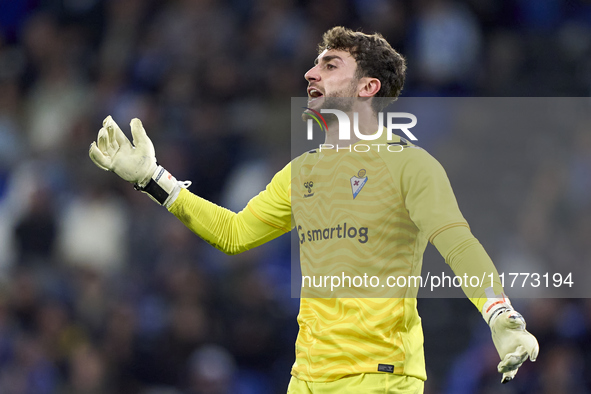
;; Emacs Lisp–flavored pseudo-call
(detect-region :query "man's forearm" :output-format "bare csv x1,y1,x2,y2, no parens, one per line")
432,225,504,311
168,189,286,255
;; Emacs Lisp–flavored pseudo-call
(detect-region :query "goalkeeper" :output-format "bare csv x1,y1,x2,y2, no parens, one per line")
89,27,538,393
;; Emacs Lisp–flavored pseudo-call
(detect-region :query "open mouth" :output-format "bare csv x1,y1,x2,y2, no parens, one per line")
307,88,324,104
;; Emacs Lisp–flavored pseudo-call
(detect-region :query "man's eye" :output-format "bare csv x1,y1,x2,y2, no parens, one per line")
326,64,336,70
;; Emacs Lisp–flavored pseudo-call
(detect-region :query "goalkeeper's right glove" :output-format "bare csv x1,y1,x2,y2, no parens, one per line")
482,288,539,383
89,116,190,207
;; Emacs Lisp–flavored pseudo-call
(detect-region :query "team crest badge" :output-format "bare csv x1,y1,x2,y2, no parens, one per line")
350,169,368,199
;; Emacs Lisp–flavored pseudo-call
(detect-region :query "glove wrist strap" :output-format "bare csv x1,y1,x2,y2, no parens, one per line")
134,165,191,207
482,287,513,325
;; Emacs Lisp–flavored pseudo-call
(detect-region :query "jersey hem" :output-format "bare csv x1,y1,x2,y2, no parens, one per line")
290,370,427,383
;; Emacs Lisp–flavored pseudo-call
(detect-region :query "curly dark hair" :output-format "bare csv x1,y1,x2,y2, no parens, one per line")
318,26,406,112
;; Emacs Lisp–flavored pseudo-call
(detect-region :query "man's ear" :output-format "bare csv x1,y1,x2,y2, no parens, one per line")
358,77,381,97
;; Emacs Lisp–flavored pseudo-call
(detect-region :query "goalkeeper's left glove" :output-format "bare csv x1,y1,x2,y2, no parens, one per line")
89,116,190,207
482,288,539,384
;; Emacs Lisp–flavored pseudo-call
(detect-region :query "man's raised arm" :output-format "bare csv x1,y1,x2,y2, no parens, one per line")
89,116,290,255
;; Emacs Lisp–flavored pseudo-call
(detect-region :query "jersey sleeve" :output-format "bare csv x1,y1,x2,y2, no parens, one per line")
432,226,505,311
396,147,504,312
397,147,469,241
247,161,292,232
167,162,292,255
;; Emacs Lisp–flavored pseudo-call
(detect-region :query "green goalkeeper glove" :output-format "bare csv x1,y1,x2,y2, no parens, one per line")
89,116,190,207
482,288,539,384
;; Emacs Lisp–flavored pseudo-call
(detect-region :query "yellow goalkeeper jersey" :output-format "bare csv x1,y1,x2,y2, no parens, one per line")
247,134,468,382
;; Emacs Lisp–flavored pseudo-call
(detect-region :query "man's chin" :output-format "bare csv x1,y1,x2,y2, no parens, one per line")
306,96,325,110
301,95,355,121
302,97,324,122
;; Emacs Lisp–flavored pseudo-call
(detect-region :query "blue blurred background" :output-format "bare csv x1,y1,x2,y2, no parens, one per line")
0,0,590,393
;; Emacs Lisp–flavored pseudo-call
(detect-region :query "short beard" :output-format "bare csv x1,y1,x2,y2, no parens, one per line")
302,78,359,127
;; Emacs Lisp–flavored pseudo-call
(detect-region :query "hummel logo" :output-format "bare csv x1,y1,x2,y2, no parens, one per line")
304,181,314,198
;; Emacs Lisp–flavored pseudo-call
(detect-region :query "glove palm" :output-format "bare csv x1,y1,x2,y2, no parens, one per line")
89,116,156,187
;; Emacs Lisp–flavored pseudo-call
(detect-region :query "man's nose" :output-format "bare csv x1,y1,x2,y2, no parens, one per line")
305,65,320,82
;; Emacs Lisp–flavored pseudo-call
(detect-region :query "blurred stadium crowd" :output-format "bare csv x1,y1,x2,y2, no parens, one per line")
0,0,591,393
